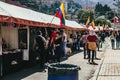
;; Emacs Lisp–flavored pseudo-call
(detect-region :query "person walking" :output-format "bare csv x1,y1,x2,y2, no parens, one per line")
110,32,116,49
87,30,98,64
81,32,88,59
116,31,120,49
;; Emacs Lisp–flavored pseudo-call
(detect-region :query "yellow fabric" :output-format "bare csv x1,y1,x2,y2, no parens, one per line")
86,17,90,26
88,42,96,50
92,20,96,29
60,2,66,19
110,35,115,39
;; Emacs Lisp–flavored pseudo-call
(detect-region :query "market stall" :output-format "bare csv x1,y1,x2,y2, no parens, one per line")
0,24,24,76
0,1,84,76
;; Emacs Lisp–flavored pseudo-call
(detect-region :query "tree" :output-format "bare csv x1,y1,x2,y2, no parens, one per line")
106,11,114,21
95,2,114,24
95,19,111,27
103,5,111,12
77,10,94,24
95,2,112,16
95,2,103,15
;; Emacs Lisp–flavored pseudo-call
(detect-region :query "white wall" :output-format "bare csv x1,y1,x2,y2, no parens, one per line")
1,26,18,49
1,26,30,60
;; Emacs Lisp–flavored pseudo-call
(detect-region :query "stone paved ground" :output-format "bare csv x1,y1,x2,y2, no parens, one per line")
2,42,107,80
92,38,120,80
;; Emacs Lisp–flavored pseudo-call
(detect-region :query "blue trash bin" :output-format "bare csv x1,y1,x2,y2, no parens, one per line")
47,63,80,80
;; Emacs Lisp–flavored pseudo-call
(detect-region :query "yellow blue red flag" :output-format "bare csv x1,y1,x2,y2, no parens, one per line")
56,2,66,27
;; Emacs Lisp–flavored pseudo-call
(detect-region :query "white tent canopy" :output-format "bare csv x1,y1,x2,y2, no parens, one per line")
0,1,84,29
0,1,46,23
87,26,104,31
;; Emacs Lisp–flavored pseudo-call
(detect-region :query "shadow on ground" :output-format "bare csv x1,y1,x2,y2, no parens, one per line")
1,65,46,80
1,50,83,80
61,50,83,61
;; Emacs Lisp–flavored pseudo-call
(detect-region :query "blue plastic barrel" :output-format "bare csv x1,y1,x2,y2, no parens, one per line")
47,63,80,80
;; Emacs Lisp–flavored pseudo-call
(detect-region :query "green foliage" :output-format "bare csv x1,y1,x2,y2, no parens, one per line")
95,2,111,16
95,19,111,27
95,2,103,14
13,0,82,15
106,11,114,20
103,4,111,12
95,2,112,19
77,10,94,24
94,2,114,26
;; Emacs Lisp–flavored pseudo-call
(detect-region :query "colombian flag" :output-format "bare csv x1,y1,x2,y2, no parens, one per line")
56,2,66,27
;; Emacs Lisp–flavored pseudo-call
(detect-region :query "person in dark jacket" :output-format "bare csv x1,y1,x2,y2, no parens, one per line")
87,30,98,64
55,32,64,62
116,31,120,49
35,31,46,68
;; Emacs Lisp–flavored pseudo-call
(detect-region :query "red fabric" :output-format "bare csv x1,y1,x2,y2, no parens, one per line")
113,17,119,24
56,11,62,19
87,35,98,42
115,17,119,24
56,11,62,27
51,32,57,44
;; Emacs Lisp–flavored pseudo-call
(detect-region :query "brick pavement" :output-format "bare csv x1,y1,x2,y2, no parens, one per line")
92,41,120,80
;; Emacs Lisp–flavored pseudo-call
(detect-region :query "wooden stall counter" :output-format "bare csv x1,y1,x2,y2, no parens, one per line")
2,49,23,76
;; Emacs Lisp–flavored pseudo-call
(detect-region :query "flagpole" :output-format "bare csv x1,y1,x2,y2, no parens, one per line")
46,16,55,36
51,16,55,24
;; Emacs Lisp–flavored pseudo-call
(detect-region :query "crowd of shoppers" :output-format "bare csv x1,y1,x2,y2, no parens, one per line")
34,28,113,68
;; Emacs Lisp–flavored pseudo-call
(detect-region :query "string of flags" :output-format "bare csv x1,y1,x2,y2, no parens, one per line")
85,17,110,31
85,17,96,29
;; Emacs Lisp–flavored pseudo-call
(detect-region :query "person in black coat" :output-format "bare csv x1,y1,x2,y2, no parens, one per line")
35,31,46,68
54,32,64,62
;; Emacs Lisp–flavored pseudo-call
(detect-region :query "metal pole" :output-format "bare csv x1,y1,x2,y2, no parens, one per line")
49,16,55,27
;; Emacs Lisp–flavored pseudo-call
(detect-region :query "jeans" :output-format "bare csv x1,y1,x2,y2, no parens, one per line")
111,39,115,49
63,42,67,57
76,41,80,51
116,40,120,49
83,43,87,58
